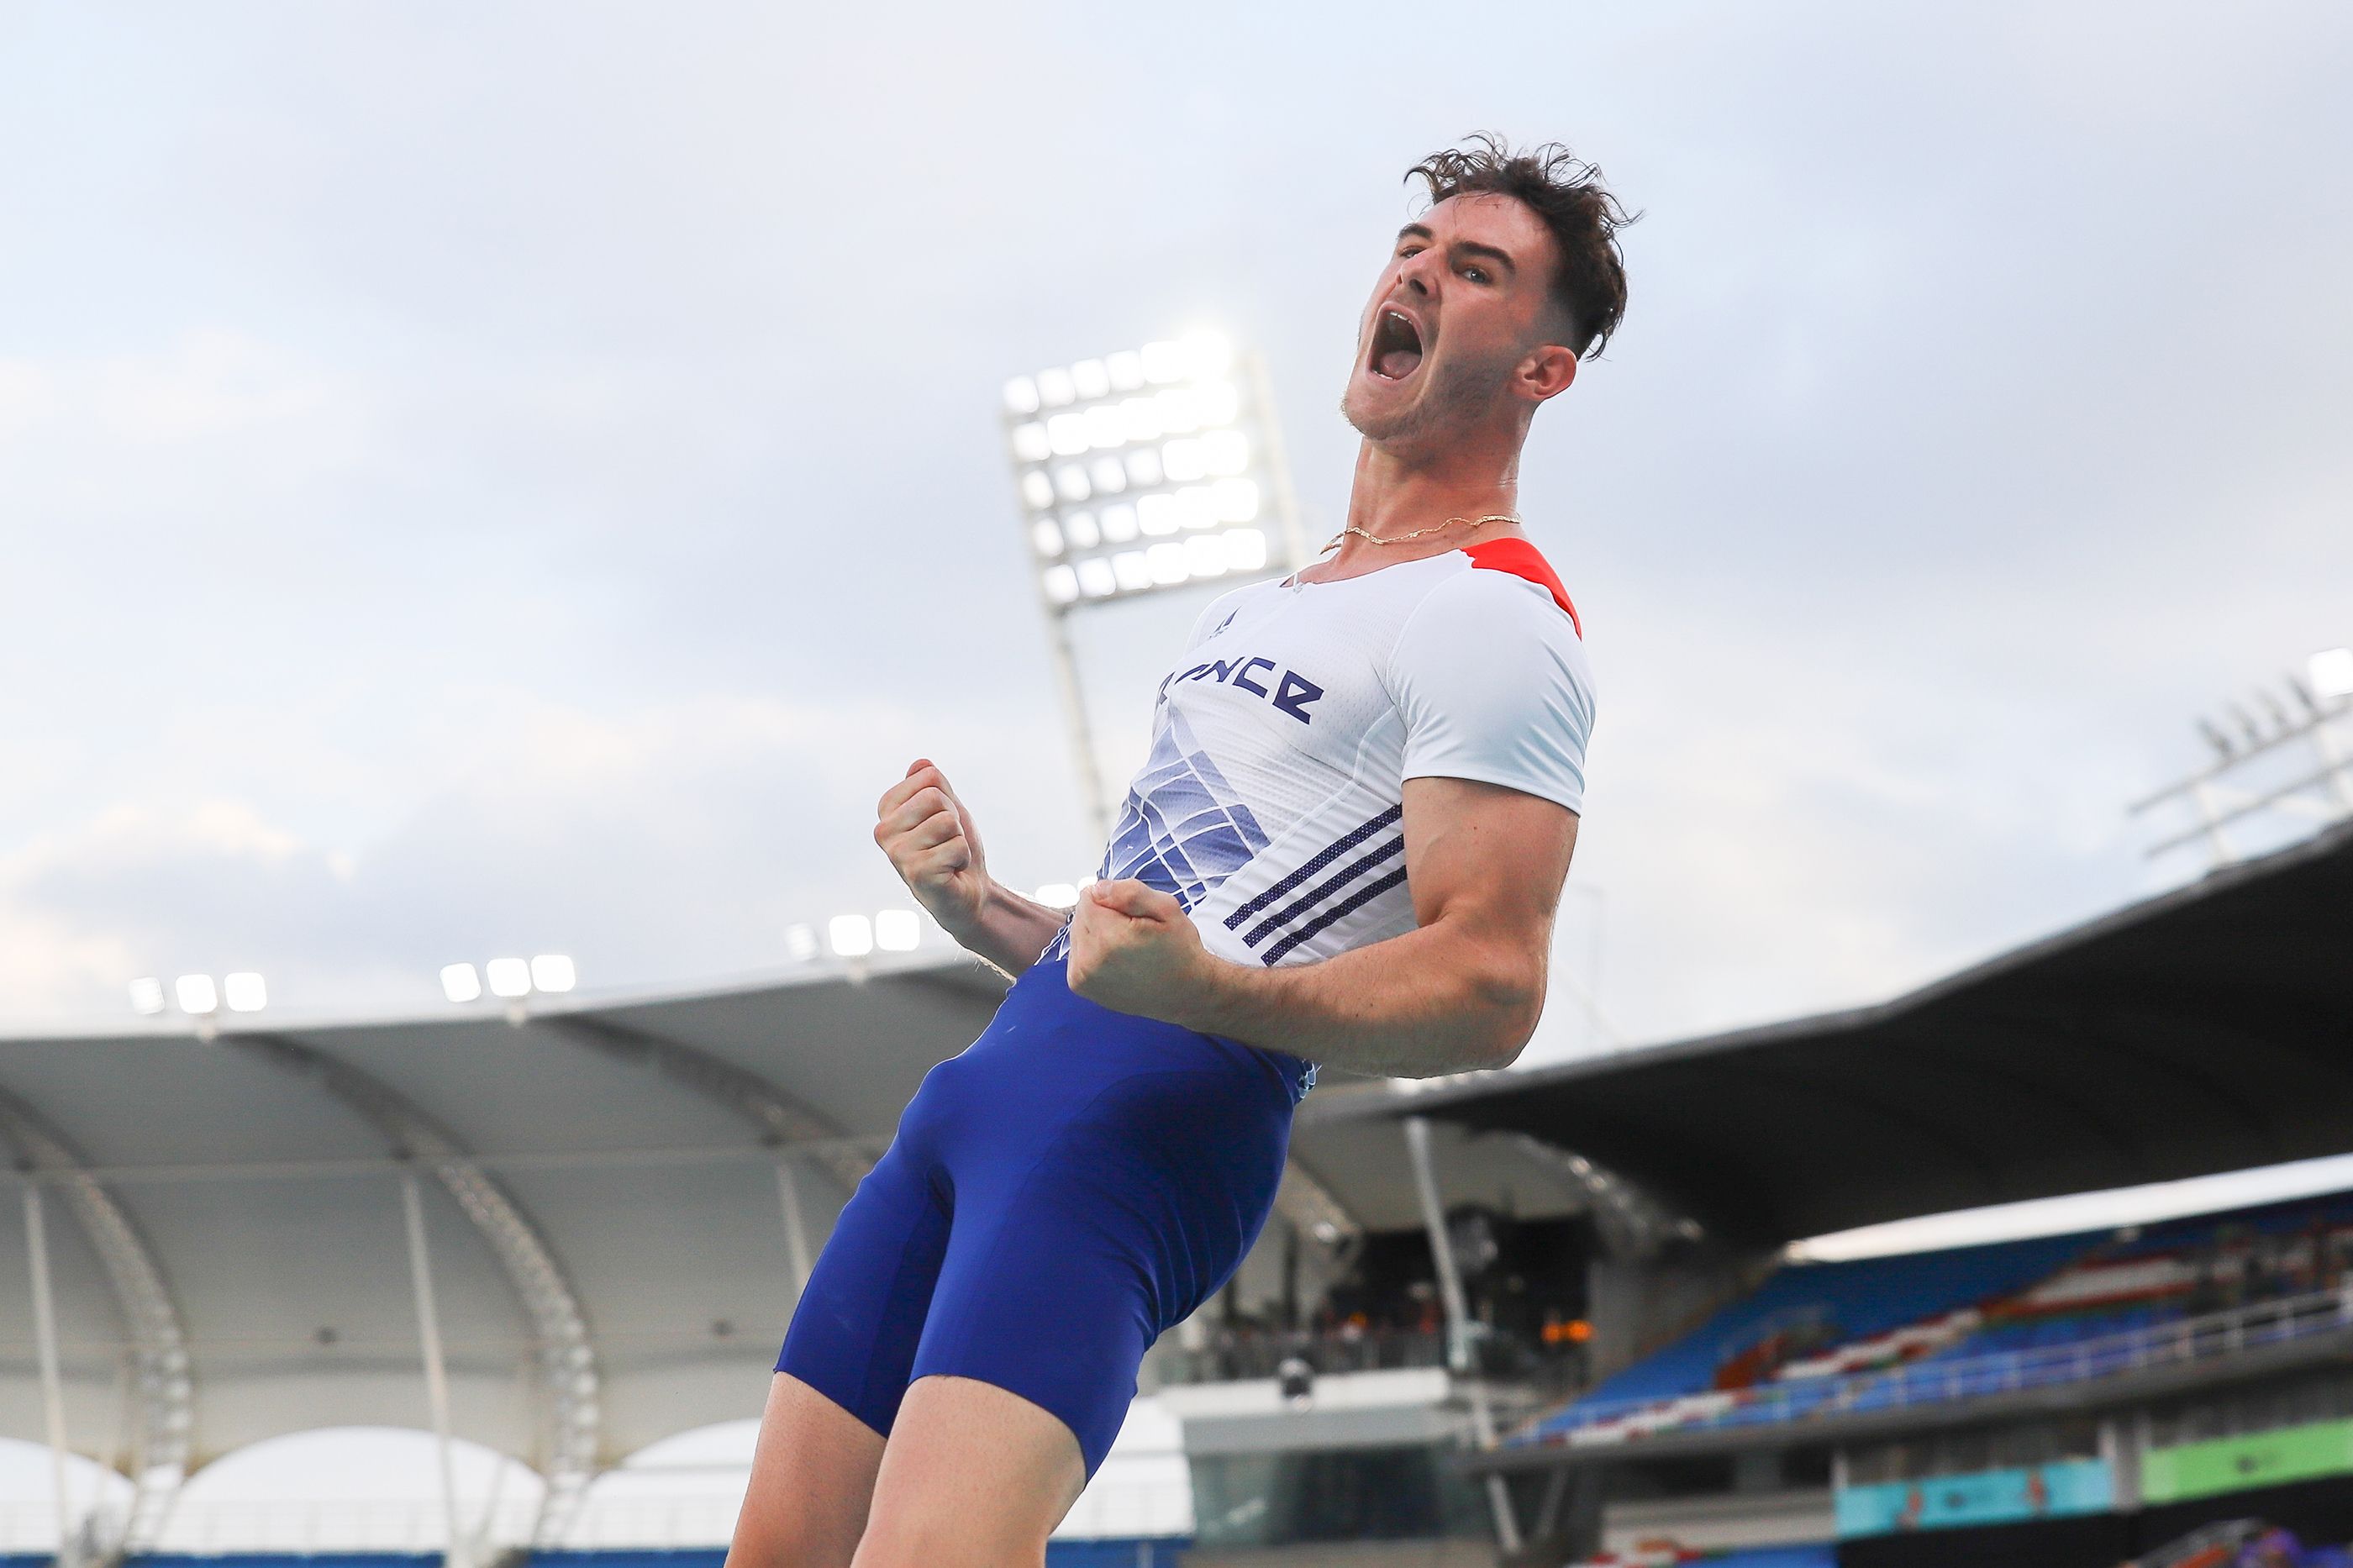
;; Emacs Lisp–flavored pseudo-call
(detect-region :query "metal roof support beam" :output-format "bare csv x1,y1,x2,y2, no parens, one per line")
227,1034,599,1549
775,1160,813,1298
1271,1154,1361,1262
400,1170,470,1568
530,1015,876,1192
1404,1115,1519,1555
0,1090,192,1564
23,1187,79,1568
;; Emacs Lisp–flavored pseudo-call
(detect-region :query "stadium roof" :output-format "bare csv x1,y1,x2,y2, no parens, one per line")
1327,820,2353,1247
0,949,1584,1534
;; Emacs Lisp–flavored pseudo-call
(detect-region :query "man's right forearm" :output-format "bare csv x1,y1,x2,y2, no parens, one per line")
945,882,1071,978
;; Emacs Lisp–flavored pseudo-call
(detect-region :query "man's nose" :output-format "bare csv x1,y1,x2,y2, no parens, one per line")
1398,252,1438,295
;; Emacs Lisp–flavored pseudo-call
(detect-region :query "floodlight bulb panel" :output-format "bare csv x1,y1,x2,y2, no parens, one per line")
784,923,819,961
530,954,577,993
874,909,922,952
1006,332,1298,602
222,971,267,1013
2313,647,2353,699
174,975,218,1015
829,913,875,958
440,963,484,1003
1212,476,1261,523
129,976,166,1015
486,956,532,998
1034,882,1080,906
1146,542,1190,586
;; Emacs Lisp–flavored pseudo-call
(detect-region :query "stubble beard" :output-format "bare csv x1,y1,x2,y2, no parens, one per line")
1340,348,1511,454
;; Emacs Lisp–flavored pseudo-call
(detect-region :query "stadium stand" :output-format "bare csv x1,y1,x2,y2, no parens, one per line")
1481,1187,2353,1566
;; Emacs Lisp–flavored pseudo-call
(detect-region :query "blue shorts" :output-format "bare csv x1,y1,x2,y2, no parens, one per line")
776,956,1303,1475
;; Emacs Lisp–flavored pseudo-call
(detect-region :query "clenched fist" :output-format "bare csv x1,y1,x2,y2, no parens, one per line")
873,759,992,937
1066,877,1215,1023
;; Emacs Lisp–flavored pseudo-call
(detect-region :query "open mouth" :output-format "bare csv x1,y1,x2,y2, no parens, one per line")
1369,308,1424,381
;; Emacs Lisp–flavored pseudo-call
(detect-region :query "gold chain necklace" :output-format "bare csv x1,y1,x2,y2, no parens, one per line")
1322,513,1521,552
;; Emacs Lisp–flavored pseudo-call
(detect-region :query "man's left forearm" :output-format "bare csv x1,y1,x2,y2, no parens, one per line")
1174,921,1543,1079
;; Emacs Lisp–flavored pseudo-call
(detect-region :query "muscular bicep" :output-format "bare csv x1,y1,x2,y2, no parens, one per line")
1401,776,1579,945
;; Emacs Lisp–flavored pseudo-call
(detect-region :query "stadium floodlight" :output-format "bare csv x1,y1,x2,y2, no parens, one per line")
129,976,167,1016
1034,882,1079,907
828,914,875,959
530,954,577,994
873,909,922,952
1002,329,1307,840
174,975,218,1015
783,923,819,962
2313,647,2353,699
440,963,484,1003
485,957,533,999
221,972,267,1013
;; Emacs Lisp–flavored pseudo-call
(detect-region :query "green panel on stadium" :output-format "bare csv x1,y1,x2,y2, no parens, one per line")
2141,1418,2353,1504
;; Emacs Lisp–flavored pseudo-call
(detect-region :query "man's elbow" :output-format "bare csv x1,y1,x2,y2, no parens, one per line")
1465,954,1545,1071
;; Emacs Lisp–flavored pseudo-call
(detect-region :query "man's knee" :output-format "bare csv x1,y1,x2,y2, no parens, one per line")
851,1504,1046,1568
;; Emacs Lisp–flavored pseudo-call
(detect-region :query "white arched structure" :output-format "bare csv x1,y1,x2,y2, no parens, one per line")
0,951,1589,1548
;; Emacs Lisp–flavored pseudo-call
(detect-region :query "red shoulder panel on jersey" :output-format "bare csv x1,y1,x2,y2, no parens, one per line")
1463,538,1582,639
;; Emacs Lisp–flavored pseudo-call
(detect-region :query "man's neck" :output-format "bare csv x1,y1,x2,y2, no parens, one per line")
1308,429,1526,581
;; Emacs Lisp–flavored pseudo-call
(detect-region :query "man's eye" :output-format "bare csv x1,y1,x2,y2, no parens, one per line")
1463,266,1490,284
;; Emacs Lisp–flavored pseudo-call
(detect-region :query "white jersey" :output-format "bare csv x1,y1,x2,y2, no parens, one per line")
1050,538,1595,1018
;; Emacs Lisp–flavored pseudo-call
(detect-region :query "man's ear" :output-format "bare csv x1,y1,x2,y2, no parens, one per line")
1519,342,1579,403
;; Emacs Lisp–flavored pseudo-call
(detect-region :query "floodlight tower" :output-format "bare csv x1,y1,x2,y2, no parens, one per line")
2131,645,2353,868
1000,330,1308,844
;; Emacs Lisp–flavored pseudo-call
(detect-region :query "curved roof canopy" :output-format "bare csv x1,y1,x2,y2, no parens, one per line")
1334,821,2353,1245
0,949,1587,1507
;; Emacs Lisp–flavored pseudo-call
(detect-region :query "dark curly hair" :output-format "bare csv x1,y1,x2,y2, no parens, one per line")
1408,134,1634,359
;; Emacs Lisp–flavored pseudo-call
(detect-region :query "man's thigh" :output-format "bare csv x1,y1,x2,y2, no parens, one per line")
726,1372,885,1568
850,1374,1087,1568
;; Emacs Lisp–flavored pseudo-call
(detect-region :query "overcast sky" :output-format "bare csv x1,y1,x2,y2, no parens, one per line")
3,3,2350,1061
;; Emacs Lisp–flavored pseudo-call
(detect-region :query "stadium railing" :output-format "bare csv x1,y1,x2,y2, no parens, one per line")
1158,1326,1452,1384
1528,1282,2353,1449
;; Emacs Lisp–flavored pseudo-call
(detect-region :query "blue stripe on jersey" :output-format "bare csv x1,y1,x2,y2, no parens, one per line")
1223,804,1403,929
1259,866,1412,966
1100,710,1269,911
1239,836,1406,950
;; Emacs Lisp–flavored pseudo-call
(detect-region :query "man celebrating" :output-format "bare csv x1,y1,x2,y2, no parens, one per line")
730,134,1628,1567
